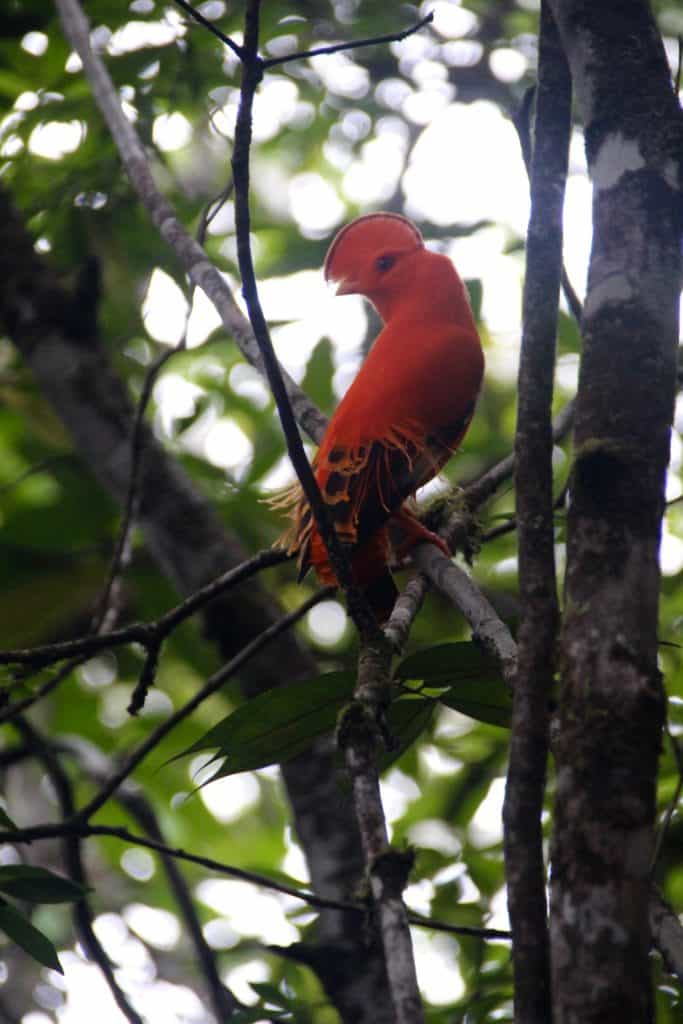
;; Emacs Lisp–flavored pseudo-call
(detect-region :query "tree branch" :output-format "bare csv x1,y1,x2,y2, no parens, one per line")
75,589,329,822
229,4,422,1018
0,816,510,942
262,13,434,68
502,7,570,1021
13,718,146,1024
546,2,683,1019
0,549,290,671
230,0,382,644
63,739,240,1020
54,0,326,446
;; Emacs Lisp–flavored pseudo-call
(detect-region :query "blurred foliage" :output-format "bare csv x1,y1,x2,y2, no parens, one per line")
0,0,682,1021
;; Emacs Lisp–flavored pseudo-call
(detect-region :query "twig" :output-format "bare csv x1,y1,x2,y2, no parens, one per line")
0,818,511,942
91,344,181,632
54,0,327,447
262,13,434,68
231,6,419,1016
14,718,145,1024
75,588,331,821
0,547,289,670
502,8,570,1022
513,86,583,325
171,0,432,70
231,0,382,644
170,0,243,58
383,573,429,653
0,655,87,725
64,740,240,1019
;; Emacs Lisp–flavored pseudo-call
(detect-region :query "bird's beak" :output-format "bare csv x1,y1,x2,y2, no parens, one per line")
333,277,359,296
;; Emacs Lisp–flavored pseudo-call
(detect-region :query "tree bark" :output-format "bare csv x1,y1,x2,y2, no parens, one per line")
503,5,571,1022
546,3,683,1021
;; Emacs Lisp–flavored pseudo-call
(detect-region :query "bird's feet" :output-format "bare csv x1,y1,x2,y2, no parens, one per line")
390,508,451,560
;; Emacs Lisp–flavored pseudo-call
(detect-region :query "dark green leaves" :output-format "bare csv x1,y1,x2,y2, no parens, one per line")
395,642,512,729
0,865,86,974
174,671,356,782
0,899,63,973
0,864,86,904
171,642,509,781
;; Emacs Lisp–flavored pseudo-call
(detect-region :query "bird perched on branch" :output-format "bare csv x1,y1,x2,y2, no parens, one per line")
276,213,484,622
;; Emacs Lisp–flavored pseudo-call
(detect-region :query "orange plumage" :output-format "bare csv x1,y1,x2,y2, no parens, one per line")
281,213,484,621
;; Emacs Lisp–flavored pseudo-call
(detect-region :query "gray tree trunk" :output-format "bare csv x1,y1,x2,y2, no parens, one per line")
546,2,683,1021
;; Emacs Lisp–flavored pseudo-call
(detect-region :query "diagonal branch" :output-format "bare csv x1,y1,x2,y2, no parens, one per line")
75,589,329,822
171,0,243,58
0,549,290,671
231,0,382,644
262,13,434,68
64,741,240,1020
54,0,326,447
13,718,146,1024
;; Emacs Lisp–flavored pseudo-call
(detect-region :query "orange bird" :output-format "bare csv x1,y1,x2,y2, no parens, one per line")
280,213,484,621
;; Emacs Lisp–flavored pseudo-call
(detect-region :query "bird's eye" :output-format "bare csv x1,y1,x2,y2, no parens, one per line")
375,254,395,273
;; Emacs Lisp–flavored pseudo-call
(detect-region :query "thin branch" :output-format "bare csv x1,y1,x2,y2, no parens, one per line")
338,641,426,1024
54,0,327,447
75,588,330,822
14,718,145,1024
411,548,518,687
231,0,383,644
0,819,510,942
503,8,570,1022
0,656,87,725
383,573,429,653
0,547,289,670
231,6,419,1017
91,343,182,632
513,86,584,325
64,740,240,1019
170,0,244,58
262,13,434,68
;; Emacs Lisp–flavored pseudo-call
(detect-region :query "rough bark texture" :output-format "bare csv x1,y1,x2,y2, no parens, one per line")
0,186,393,1024
339,643,425,1024
503,6,571,1023
546,3,683,1021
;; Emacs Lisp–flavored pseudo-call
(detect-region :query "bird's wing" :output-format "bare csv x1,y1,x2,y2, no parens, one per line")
287,402,476,578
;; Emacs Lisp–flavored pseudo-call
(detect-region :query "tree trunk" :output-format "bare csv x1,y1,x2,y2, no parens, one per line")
546,2,683,1021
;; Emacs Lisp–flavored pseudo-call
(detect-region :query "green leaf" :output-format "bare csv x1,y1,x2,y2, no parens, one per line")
171,671,356,778
0,899,63,973
465,278,483,321
231,1008,288,1024
380,697,436,770
439,679,512,729
0,865,85,904
249,981,292,1008
395,642,511,728
395,641,499,683
0,807,17,831
301,338,335,415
